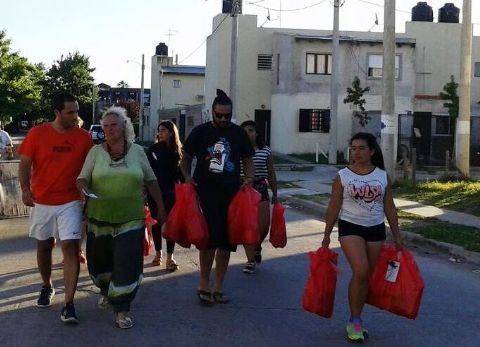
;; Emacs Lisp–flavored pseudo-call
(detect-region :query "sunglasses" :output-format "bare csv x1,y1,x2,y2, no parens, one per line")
214,112,232,120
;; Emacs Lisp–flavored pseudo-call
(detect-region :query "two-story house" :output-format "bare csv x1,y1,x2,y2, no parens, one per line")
150,43,205,141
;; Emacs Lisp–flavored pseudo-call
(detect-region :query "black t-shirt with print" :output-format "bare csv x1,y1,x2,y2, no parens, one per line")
183,122,254,186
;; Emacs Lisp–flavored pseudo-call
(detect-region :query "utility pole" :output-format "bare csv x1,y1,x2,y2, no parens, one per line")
328,0,340,164
139,54,145,141
229,0,241,112
91,85,96,125
455,0,472,177
380,0,396,180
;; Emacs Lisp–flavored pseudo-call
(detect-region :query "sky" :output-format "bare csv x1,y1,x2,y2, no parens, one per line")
1,0,478,88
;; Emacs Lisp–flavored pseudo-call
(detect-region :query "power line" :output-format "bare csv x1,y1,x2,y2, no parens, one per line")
178,14,229,65
356,0,411,15
246,0,329,12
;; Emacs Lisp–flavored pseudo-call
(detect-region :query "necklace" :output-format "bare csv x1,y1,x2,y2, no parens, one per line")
106,140,127,161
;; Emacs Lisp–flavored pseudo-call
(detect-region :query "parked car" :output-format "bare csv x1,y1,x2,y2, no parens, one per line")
89,124,105,144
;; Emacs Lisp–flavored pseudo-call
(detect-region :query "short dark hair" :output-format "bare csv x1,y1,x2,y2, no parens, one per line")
241,120,265,149
52,93,77,112
350,132,385,170
212,89,232,110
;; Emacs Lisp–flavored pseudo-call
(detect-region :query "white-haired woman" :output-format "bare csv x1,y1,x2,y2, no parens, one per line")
76,106,166,329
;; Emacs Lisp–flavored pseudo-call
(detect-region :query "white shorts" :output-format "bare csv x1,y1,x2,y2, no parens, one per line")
29,201,82,241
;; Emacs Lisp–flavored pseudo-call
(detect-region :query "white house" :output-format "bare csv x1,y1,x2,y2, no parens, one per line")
205,10,480,164
149,44,205,141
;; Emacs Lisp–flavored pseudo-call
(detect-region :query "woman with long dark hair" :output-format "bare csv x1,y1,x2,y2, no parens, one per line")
240,120,278,274
146,120,184,271
321,132,402,342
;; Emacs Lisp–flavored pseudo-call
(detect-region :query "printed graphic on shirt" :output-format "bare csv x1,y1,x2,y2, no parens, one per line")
53,140,75,153
206,138,234,173
347,179,383,211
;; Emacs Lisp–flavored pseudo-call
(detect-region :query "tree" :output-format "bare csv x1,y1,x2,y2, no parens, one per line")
115,99,139,122
343,76,371,126
43,52,97,122
117,80,129,88
439,75,459,120
0,31,45,125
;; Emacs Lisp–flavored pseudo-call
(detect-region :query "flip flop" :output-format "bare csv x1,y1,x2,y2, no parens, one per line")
212,291,230,304
197,290,214,306
115,315,133,329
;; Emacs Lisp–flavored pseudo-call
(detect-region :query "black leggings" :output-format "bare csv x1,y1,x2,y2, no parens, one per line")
152,223,175,254
149,194,175,254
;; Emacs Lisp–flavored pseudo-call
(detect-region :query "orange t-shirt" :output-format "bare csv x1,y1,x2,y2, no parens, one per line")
18,123,93,205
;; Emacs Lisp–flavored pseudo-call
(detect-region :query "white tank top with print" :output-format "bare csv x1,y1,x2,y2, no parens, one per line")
338,167,388,227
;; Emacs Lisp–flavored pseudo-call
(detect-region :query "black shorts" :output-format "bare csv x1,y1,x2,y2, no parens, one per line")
196,182,239,252
338,219,386,242
253,179,270,202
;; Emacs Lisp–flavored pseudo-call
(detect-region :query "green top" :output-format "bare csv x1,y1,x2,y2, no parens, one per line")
78,143,156,223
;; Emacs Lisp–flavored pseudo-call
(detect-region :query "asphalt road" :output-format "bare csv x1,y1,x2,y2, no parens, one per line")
0,206,479,346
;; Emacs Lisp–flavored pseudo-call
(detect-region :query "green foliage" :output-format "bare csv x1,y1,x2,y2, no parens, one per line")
393,179,480,217
277,181,301,189
0,31,44,124
400,217,480,252
43,52,96,106
439,75,459,119
344,76,371,126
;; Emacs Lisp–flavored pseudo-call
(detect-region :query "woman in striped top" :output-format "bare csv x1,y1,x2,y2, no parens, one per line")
240,120,278,274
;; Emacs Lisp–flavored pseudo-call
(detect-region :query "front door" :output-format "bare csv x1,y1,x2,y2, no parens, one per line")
412,112,432,164
254,110,271,146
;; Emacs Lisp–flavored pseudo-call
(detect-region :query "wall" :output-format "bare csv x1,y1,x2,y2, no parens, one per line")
0,161,29,218
161,74,205,110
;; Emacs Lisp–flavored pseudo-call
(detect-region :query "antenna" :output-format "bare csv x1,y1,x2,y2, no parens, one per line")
165,29,178,48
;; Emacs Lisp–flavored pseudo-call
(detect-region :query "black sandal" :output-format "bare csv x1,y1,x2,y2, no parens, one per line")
212,291,230,304
197,290,214,306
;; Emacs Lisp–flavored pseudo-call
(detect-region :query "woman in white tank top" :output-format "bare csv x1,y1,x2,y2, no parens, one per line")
321,132,403,342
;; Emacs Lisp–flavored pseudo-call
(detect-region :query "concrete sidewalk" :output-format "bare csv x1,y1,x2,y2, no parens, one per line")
276,165,480,264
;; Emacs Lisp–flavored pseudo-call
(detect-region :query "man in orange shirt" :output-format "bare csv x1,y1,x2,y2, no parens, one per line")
18,93,93,324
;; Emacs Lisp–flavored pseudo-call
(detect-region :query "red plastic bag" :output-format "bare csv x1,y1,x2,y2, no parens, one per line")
184,185,209,250
162,183,209,249
144,206,156,256
302,247,339,318
367,245,425,319
269,202,287,248
228,186,261,245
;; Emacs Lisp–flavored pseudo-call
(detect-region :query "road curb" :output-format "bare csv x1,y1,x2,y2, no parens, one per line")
282,195,480,265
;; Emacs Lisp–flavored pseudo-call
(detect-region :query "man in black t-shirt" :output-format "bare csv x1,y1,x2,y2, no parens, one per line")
181,89,254,305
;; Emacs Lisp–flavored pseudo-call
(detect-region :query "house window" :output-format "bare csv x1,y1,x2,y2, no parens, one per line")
257,54,273,70
173,80,181,88
432,115,451,135
306,53,332,75
367,54,400,78
187,116,194,127
299,109,330,133
475,62,480,77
